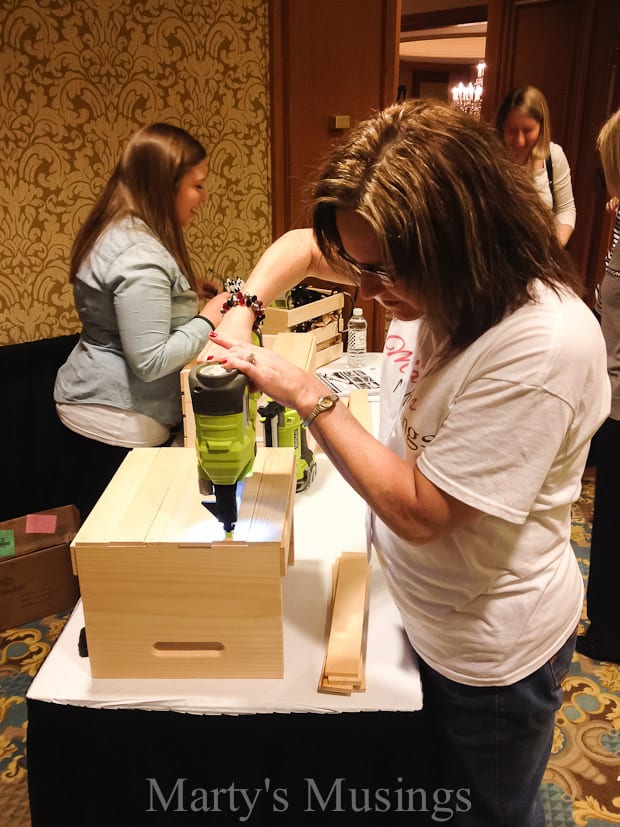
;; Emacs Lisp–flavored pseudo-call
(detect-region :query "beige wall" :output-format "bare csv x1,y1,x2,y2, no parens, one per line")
0,0,271,345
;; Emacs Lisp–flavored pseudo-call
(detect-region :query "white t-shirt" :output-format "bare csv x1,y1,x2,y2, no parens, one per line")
372,283,610,686
56,402,169,447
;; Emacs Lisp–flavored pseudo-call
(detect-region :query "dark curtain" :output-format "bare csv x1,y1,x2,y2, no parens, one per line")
0,335,79,522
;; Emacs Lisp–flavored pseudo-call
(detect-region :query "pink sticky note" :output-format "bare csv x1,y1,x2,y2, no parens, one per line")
25,513,58,534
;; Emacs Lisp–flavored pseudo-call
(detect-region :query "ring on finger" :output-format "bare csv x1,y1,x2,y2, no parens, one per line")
247,352,256,365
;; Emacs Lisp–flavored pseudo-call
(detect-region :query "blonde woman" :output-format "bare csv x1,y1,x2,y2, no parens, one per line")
496,85,576,247
576,108,620,664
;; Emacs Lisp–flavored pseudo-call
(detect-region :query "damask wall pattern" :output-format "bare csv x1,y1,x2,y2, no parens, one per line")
0,0,271,345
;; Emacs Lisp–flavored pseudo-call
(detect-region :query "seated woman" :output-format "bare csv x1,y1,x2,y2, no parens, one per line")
54,123,226,520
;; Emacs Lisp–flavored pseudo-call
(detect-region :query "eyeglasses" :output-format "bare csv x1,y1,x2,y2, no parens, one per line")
336,246,396,286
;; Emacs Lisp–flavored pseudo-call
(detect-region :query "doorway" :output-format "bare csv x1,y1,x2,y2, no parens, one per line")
398,4,488,106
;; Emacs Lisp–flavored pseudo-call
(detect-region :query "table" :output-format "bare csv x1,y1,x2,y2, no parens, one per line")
27,376,430,826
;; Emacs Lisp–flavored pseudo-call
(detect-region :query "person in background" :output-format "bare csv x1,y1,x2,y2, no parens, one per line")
54,123,227,520
207,99,610,826
575,109,620,665
496,85,576,247
605,195,620,260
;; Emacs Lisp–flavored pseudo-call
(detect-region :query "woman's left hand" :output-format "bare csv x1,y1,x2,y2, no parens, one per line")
206,332,327,418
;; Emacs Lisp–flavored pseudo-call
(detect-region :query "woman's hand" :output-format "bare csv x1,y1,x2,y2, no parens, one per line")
198,292,230,328
196,278,220,300
556,223,573,247
195,302,256,361
206,331,327,419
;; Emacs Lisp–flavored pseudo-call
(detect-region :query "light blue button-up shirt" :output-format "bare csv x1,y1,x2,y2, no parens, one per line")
54,217,213,426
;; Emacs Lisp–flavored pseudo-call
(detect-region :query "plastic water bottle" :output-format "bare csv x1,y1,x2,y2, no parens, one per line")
347,307,367,367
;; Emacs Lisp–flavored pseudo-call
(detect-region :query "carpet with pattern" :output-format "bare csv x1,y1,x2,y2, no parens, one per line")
0,469,618,826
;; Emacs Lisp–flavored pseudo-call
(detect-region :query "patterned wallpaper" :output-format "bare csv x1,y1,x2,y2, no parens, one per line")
0,0,271,345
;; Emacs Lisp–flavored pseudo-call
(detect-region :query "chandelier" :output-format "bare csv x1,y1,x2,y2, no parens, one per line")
451,61,485,119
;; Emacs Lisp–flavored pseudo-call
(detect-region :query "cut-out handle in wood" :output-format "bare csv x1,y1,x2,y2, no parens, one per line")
153,641,225,657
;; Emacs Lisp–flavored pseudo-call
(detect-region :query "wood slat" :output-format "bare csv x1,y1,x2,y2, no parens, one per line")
319,551,370,694
347,388,371,432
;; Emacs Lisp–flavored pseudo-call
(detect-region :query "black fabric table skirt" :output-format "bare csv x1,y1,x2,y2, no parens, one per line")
27,700,436,826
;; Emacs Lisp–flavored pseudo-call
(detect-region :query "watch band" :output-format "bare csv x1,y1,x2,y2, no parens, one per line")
303,394,339,428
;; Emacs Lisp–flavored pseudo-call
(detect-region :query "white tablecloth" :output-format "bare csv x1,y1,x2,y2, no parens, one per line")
28,361,422,716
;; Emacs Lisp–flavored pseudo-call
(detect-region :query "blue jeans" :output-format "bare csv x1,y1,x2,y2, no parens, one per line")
417,630,576,826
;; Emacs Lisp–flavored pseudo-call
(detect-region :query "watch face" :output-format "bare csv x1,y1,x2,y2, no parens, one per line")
303,394,339,428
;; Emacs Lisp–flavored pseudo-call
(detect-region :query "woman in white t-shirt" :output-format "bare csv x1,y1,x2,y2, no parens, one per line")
496,85,577,247
208,99,610,826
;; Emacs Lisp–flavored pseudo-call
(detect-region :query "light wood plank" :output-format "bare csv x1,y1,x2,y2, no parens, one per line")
319,551,370,694
347,388,371,432
262,291,344,334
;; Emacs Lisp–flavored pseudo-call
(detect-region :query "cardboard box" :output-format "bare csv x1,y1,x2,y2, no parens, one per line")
0,505,80,629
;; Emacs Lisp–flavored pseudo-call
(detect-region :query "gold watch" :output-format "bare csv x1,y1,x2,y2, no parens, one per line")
303,394,339,428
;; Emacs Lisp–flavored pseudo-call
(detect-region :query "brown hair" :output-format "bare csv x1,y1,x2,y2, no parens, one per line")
495,85,552,163
312,99,578,359
69,123,206,288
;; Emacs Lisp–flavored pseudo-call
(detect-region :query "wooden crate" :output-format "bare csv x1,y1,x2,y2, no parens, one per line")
71,446,296,679
262,288,344,367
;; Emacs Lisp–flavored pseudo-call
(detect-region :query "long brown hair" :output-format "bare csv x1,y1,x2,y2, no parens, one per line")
69,123,206,288
312,99,579,359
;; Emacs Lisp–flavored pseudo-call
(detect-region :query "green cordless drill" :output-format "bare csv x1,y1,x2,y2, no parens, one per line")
188,362,259,535
258,400,316,492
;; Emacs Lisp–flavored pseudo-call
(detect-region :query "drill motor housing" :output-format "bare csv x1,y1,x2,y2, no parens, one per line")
189,363,258,533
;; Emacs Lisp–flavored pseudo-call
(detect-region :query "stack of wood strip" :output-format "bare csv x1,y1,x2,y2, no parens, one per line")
318,551,370,695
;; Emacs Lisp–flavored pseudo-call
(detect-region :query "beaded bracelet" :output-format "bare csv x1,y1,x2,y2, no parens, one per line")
225,277,245,293
221,288,266,330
